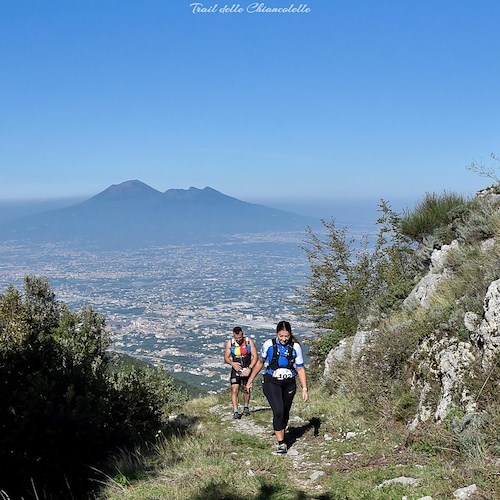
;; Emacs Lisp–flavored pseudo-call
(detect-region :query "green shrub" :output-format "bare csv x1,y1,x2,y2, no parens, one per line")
453,198,498,242
450,413,487,460
0,276,187,499
399,191,467,242
301,201,420,363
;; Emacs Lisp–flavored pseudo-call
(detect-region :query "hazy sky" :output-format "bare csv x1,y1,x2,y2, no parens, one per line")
1,1,499,209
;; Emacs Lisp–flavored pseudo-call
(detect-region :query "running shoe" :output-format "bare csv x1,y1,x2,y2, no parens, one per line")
276,443,288,454
233,412,242,419
243,407,250,416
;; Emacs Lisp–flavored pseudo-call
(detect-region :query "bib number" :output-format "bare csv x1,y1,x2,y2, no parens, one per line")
273,368,293,380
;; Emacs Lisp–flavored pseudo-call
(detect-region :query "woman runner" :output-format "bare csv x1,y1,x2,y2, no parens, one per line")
246,320,308,453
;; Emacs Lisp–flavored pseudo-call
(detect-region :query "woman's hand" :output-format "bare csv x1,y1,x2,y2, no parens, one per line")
245,380,253,393
301,387,308,402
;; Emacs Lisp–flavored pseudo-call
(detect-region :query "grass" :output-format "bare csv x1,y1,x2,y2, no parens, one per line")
399,190,467,242
97,384,499,500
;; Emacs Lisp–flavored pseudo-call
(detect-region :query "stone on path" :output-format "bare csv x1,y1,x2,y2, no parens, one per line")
453,484,477,499
309,471,325,481
374,476,420,489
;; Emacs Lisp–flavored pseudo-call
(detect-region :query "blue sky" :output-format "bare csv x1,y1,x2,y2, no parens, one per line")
1,0,499,215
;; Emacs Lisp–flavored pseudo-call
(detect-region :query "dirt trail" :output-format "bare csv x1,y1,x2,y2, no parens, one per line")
210,405,329,497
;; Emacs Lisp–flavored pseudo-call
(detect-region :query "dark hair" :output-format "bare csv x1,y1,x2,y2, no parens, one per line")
233,326,243,334
276,320,299,345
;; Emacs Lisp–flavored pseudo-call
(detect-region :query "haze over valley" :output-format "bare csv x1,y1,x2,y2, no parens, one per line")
0,238,313,391
0,181,376,391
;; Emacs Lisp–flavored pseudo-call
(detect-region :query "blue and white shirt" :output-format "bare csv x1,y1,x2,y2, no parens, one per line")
260,339,304,371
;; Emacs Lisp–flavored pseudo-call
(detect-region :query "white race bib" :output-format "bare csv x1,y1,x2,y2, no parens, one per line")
272,368,293,380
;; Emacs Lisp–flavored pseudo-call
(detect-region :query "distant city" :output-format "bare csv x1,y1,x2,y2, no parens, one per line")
0,233,319,392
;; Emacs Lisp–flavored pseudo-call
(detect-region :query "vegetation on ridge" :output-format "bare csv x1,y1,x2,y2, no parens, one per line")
0,276,188,499
300,200,422,360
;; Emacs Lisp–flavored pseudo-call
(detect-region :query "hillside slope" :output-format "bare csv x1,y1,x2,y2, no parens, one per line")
99,386,497,499
98,187,500,499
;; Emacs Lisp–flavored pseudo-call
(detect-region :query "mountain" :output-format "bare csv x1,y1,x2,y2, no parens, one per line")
0,181,318,247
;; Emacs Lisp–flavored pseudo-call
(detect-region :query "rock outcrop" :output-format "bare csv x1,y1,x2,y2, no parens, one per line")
323,330,377,380
403,240,458,310
409,336,476,428
323,205,500,428
465,278,500,370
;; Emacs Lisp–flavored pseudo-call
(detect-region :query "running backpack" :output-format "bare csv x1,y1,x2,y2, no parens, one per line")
230,337,251,367
269,338,294,370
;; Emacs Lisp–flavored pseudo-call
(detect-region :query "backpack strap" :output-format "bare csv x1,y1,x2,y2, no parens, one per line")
267,338,295,376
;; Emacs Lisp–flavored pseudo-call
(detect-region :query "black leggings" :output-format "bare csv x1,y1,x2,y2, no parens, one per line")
262,374,297,431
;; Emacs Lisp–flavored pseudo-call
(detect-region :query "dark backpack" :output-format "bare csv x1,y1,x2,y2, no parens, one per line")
269,338,294,370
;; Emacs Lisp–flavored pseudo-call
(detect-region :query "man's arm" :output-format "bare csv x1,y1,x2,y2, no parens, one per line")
224,341,241,371
249,339,258,369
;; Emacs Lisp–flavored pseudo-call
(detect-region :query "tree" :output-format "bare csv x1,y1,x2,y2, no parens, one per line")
467,152,500,185
300,202,420,361
0,276,186,499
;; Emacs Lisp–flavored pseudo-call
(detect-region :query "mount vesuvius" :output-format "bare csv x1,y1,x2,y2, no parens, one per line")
0,181,319,248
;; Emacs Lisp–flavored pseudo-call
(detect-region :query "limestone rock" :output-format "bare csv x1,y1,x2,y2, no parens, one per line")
476,186,500,205
404,240,458,310
410,276,500,427
374,476,420,489
480,237,495,252
453,484,477,499
323,337,351,379
309,471,325,481
403,270,453,309
323,330,376,379
469,278,500,370
430,239,459,272
351,330,375,361
409,336,476,427
463,312,480,332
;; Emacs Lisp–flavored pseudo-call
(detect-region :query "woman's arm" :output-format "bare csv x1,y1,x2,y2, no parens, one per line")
245,357,264,392
296,366,308,401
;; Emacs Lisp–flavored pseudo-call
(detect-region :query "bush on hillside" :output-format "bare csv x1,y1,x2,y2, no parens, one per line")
301,190,491,370
301,201,421,368
0,276,187,499
399,191,467,243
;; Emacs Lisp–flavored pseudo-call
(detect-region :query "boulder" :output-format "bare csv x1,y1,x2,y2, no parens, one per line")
469,278,500,370
403,240,458,310
409,336,476,428
323,330,377,379
403,271,452,309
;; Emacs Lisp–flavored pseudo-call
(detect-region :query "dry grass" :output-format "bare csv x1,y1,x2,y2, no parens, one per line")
97,385,500,500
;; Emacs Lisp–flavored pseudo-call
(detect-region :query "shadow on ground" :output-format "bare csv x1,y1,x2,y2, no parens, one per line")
287,417,322,448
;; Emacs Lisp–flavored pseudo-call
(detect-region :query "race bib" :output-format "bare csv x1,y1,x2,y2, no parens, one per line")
272,368,293,380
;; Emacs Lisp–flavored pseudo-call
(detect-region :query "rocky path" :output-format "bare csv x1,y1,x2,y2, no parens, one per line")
210,404,329,497
208,404,486,500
